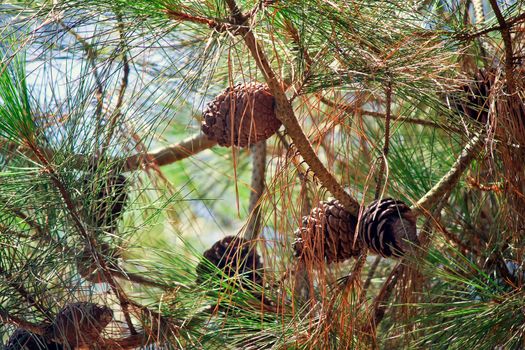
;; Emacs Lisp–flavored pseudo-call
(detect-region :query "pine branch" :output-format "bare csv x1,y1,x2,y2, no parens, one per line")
123,133,217,170
456,12,525,41
0,309,46,335
413,132,484,216
27,143,139,335
12,133,216,171
487,0,516,92
220,1,361,216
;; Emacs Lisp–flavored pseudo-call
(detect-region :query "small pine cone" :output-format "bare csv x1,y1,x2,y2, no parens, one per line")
5,329,63,350
359,198,418,258
201,83,281,147
294,199,362,264
196,236,263,286
49,302,113,348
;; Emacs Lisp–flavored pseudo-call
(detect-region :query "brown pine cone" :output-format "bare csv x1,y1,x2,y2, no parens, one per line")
49,302,113,348
294,199,362,264
196,236,263,286
4,329,63,350
359,198,418,258
201,82,281,147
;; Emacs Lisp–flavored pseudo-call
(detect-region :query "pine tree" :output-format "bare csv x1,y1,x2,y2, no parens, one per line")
0,0,524,348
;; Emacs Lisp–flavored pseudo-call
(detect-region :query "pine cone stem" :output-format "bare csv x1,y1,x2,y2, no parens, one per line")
245,141,266,240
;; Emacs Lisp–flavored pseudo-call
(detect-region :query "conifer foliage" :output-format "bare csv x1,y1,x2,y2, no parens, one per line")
0,0,524,348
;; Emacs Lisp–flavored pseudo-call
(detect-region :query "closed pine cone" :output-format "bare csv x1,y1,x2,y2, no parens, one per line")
294,199,362,264
196,236,263,286
49,302,113,348
201,82,281,147
359,198,418,258
4,329,63,350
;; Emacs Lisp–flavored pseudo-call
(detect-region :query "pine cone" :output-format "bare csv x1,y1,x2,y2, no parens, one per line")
4,329,63,350
49,302,113,348
359,198,418,258
196,236,263,286
294,199,362,264
201,83,281,147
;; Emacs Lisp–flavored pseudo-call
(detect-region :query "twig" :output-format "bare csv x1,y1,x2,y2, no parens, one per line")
374,81,392,198
11,133,217,172
123,134,217,171
488,0,516,92
111,269,189,290
363,256,381,292
366,262,403,332
57,20,104,127
320,96,460,132
362,110,462,133
455,12,525,41
413,132,484,216
244,141,266,240
99,332,150,349
164,8,244,33
219,0,361,216
27,144,138,336
6,206,46,240
101,10,131,159
0,309,46,335
0,265,53,319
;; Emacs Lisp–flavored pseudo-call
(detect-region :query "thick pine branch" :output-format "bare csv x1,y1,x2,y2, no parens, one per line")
413,132,484,216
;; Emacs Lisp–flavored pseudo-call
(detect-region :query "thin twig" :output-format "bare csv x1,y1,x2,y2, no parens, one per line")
57,20,104,126
100,10,131,160
28,144,138,336
488,0,516,92
0,309,47,335
12,133,217,172
455,12,525,41
320,96,460,132
374,81,392,198
0,265,53,319
363,256,381,292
